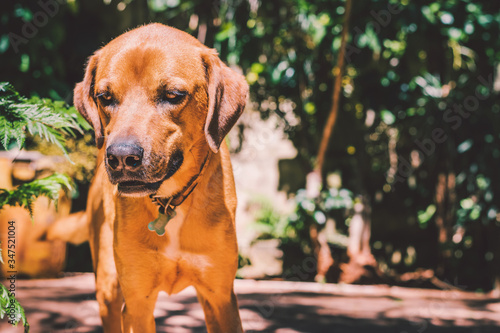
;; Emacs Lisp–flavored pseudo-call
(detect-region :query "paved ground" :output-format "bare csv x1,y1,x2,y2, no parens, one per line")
1,273,500,333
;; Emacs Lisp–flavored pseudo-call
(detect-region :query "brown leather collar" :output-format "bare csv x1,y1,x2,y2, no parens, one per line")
151,151,212,214
148,151,212,236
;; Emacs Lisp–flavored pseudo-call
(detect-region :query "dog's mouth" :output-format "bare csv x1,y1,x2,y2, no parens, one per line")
114,150,184,196
117,179,164,195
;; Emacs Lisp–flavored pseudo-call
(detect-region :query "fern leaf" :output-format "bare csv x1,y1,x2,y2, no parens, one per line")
0,173,73,219
0,283,28,329
0,82,86,156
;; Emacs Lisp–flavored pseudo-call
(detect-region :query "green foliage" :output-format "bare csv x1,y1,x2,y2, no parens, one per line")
0,82,84,331
0,283,28,332
237,253,251,272
253,189,353,279
289,188,353,247
0,82,85,157
418,204,436,227
255,189,353,250
31,133,97,185
253,197,290,240
0,173,73,218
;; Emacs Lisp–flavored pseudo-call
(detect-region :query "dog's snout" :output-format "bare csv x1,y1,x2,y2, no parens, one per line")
106,142,144,171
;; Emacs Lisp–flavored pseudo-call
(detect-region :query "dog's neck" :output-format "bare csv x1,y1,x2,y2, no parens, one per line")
147,149,213,236
152,151,212,211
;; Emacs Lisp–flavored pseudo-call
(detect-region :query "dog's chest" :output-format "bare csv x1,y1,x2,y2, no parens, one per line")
160,209,211,271
162,211,183,256
153,210,211,294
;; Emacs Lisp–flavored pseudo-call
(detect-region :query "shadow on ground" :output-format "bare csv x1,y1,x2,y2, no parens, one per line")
1,273,499,332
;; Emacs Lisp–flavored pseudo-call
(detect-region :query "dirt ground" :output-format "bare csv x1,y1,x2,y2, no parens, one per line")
1,273,499,333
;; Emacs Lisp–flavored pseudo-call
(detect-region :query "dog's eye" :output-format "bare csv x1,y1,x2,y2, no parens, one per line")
96,91,116,107
158,90,187,105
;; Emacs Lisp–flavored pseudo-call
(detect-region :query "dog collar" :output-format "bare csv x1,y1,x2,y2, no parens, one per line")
148,152,212,236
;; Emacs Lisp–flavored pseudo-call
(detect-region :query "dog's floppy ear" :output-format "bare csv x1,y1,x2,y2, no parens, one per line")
203,49,248,153
74,52,104,149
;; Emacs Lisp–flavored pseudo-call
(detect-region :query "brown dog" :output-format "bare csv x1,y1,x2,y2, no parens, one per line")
74,23,248,332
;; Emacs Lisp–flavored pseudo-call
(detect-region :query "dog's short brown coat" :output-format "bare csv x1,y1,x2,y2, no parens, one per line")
74,23,248,332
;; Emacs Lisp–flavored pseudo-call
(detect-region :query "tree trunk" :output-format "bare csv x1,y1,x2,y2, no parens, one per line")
486,221,500,297
339,194,377,284
435,172,456,277
306,0,352,282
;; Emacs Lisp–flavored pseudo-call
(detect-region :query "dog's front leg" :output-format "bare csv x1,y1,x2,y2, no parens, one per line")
117,270,159,333
114,243,160,333
121,296,157,333
87,175,123,333
93,230,123,333
196,286,244,333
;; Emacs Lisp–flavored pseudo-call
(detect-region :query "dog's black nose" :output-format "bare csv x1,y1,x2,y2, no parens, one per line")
106,142,144,171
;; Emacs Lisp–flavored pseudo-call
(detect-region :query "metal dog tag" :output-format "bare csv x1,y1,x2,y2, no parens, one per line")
148,208,176,236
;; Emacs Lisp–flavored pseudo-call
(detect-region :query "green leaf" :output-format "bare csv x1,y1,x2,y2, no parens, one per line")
470,206,481,220
457,139,473,153
314,211,326,224
418,204,436,225
0,283,28,330
0,82,84,158
460,198,474,209
215,22,237,42
250,62,265,74
0,173,73,218
422,6,436,23
381,110,396,125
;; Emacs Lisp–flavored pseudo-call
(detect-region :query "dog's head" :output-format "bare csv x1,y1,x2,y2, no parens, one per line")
74,24,248,197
